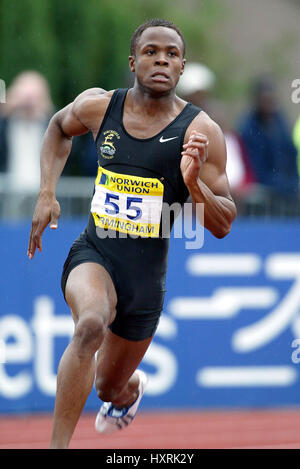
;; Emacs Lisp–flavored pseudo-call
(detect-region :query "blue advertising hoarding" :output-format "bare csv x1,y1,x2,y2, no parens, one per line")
0,219,300,413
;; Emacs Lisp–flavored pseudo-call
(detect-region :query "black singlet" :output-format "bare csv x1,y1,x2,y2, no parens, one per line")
61,88,201,340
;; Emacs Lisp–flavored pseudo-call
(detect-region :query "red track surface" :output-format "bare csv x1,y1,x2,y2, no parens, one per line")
1,409,300,449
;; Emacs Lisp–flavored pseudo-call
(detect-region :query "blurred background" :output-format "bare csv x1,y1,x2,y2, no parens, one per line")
1,0,300,449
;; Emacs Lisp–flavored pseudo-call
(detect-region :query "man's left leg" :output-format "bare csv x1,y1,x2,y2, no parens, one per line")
95,329,153,430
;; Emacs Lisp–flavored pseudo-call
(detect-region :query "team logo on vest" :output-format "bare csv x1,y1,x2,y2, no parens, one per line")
99,130,120,159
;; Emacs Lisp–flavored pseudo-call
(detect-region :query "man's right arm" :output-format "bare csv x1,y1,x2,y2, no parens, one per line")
27,88,112,259
40,88,111,194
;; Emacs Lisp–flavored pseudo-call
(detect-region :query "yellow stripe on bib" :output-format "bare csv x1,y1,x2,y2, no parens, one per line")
92,213,160,237
95,166,164,196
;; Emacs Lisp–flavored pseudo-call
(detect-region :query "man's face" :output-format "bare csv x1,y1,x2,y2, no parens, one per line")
129,27,186,94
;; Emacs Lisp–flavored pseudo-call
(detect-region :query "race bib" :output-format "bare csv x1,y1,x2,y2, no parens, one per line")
91,166,164,237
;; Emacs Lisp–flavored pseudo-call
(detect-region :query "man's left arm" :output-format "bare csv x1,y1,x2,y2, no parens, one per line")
181,120,237,239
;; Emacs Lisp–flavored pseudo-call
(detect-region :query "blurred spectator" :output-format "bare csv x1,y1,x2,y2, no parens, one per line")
0,71,54,192
177,63,255,207
237,76,299,200
293,114,300,178
0,71,98,186
176,62,216,114
214,105,256,205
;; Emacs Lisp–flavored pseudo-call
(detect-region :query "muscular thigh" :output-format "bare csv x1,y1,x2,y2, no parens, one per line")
65,262,117,326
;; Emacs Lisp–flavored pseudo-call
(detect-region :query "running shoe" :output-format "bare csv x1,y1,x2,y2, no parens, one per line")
95,369,147,434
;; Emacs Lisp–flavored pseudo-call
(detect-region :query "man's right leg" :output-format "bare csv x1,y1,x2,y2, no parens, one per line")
50,262,117,449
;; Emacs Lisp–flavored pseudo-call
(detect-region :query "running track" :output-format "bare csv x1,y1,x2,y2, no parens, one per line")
1,409,300,449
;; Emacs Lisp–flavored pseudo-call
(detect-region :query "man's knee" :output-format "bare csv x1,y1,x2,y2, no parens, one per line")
73,313,107,355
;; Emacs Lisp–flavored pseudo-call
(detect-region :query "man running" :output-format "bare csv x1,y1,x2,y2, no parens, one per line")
27,18,236,449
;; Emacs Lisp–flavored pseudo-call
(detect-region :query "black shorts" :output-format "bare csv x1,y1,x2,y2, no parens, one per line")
61,232,164,341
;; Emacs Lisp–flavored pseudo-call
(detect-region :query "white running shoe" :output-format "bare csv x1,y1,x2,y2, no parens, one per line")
95,369,147,435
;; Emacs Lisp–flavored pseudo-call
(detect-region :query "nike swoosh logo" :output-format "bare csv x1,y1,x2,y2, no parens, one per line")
159,136,179,143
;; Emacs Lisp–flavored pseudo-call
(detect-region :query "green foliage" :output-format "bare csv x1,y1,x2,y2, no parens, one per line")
0,0,226,108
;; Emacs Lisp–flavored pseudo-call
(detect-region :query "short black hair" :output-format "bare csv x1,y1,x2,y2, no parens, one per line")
130,18,186,57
